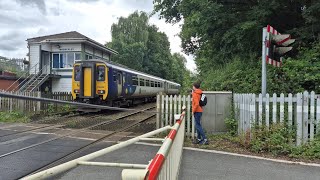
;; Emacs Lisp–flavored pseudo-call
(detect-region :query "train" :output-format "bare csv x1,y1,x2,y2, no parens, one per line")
71,59,180,107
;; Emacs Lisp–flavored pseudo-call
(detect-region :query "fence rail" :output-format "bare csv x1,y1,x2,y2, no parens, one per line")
157,94,194,139
234,91,320,145
0,91,72,113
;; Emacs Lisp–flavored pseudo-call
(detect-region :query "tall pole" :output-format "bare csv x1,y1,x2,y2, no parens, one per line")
262,27,267,97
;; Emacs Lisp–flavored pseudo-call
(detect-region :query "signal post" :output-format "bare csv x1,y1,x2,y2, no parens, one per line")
261,25,295,97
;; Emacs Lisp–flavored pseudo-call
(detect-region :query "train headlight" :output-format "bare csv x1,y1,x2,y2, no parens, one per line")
74,89,80,93
97,90,105,94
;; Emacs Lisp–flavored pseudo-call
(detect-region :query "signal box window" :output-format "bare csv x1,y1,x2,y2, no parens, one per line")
97,66,105,81
146,80,150,86
74,65,80,81
151,81,154,87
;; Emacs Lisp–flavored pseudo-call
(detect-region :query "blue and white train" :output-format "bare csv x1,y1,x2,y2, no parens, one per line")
71,59,180,107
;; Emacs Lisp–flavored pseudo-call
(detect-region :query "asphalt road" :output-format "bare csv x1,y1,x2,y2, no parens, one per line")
1,124,320,180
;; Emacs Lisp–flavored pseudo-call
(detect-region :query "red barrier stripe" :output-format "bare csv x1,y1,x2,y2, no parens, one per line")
277,35,291,45
147,154,165,180
167,129,177,140
176,120,181,124
267,25,270,32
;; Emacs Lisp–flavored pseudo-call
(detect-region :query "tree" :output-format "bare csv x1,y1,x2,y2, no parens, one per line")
107,11,190,89
153,0,320,93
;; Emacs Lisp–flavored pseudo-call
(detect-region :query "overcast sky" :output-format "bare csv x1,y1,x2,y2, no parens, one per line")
0,0,196,71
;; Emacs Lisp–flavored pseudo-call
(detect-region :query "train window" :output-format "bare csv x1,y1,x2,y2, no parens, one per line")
97,66,105,81
140,78,145,86
151,81,154,87
74,65,80,81
117,73,122,84
113,72,117,82
146,80,150,86
123,72,126,83
132,76,138,86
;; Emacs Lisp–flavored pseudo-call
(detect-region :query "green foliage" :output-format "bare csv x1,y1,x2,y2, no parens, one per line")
225,117,238,136
107,11,191,89
250,124,295,155
153,0,320,93
0,111,30,123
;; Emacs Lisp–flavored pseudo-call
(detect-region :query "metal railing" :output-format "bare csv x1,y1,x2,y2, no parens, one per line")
17,64,49,92
6,62,39,91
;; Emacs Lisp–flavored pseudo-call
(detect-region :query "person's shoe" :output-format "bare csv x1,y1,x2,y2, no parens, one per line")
200,139,209,145
192,139,202,144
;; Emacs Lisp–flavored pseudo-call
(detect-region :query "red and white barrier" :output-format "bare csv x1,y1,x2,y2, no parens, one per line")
146,110,186,180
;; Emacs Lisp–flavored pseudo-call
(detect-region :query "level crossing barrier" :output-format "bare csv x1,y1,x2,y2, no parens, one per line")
22,107,186,180
123,107,186,180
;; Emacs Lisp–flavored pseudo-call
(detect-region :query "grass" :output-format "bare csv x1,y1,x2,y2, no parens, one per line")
184,132,320,164
0,111,30,123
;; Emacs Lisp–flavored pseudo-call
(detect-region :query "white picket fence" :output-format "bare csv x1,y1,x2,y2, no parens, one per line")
234,91,320,145
156,94,194,138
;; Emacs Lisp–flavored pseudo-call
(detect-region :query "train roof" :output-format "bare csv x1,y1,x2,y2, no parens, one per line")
75,59,181,86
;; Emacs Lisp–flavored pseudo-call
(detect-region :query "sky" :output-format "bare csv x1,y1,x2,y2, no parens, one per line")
0,0,196,71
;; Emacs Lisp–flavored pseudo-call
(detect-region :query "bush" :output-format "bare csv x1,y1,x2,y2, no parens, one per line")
225,117,238,136
245,124,320,159
0,111,30,123
249,124,295,155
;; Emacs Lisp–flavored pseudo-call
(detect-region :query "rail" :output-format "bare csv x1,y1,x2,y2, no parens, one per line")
7,62,39,91
21,107,186,180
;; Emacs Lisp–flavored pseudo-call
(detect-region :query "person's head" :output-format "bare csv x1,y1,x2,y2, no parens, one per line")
192,81,200,90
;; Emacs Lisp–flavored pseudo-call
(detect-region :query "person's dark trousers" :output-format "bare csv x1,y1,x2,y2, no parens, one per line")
194,112,207,141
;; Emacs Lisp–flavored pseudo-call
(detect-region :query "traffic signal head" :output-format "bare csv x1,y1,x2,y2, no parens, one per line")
268,34,295,62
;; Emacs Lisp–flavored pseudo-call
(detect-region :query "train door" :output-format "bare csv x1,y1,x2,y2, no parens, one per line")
117,72,123,96
83,68,92,97
80,63,95,98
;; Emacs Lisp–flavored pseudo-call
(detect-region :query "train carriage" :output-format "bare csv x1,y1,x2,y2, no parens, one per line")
71,59,180,107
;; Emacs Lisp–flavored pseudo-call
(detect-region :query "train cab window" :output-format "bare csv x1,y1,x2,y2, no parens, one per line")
74,65,80,81
140,78,145,86
146,80,150,87
97,66,105,81
132,76,138,86
151,81,154,87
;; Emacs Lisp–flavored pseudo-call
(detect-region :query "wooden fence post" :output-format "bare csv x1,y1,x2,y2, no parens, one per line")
303,91,309,143
265,93,269,127
161,94,165,128
296,93,303,146
288,93,293,127
272,93,277,124
280,93,285,123
310,91,315,140
258,94,262,126
156,94,160,129
187,95,191,137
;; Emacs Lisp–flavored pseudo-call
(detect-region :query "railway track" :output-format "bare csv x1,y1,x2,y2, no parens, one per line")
0,105,156,162
19,106,156,178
